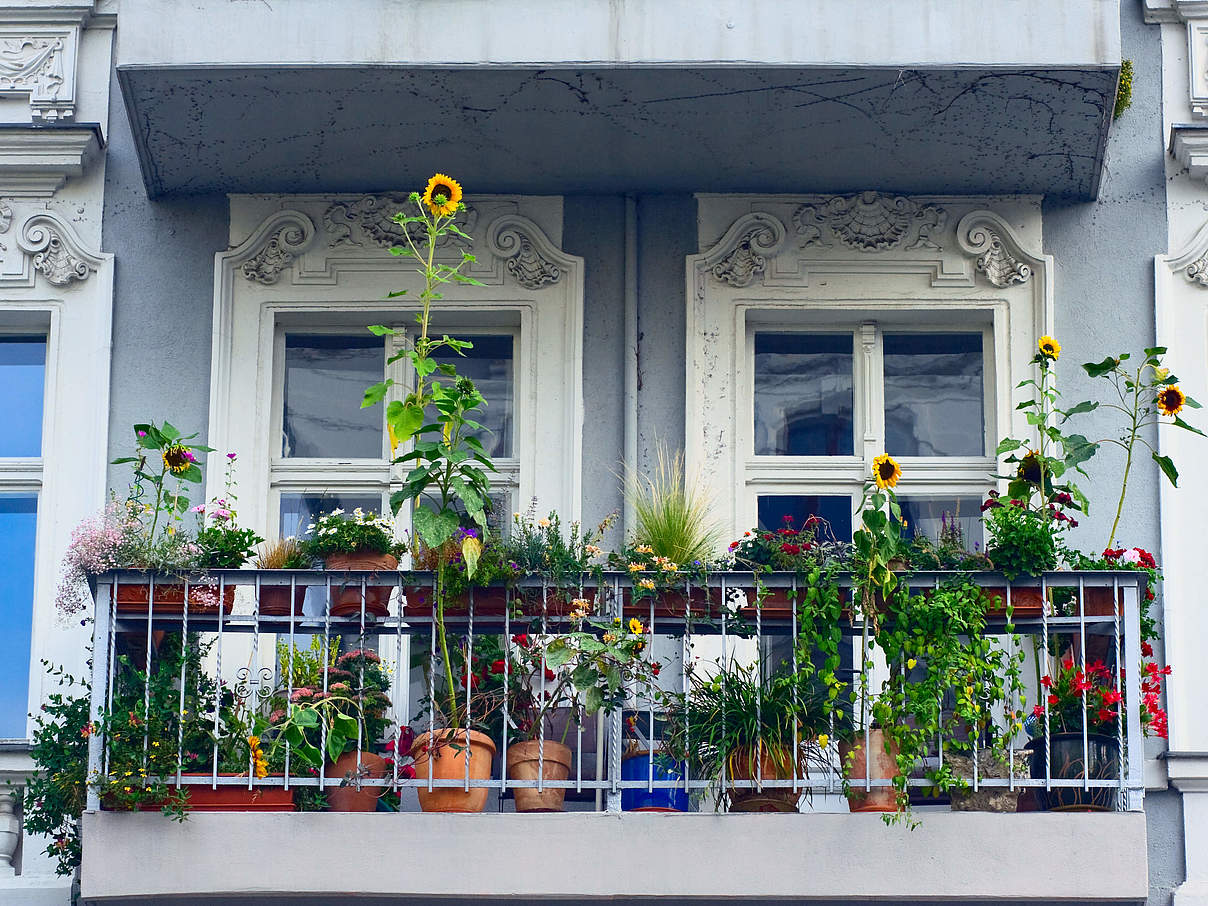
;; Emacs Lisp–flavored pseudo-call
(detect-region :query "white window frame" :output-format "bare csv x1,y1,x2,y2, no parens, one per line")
686,195,1053,538
741,316,997,538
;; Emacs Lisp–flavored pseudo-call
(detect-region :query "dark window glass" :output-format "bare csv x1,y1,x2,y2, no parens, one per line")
884,333,984,457
282,335,384,458
757,494,852,542
898,496,984,551
430,335,514,457
754,333,853,456
0,338,46,457
280,492,385,617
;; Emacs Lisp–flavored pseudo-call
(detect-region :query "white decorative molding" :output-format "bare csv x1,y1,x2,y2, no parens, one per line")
792,191,946,253
323,194,478,250
704,212,786,288
486,213,569,290
0,126,100,197
14,210,104,287
1170,125,1208,183
229,210,316,285
0,26,79,122
956,211,1040,289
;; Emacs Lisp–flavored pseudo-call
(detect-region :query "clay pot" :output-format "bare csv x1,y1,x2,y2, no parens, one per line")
258,583,307,616
324,552,398,617
946,750,1029,812
980,585,1045,617
410,728,497,813
840,730,902,813
326,751,389,812
727,743,801,812
121,774,294,811
402,584,511,615
115,582,235,615
506,739,572,812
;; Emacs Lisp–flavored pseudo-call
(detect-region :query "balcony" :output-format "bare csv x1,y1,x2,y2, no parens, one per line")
77,569,1150,904
113,0,1121,199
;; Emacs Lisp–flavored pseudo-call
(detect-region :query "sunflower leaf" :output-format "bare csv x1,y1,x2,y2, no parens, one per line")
1082,357,1119,378
1153,452,1179,487
1173,415,1206,437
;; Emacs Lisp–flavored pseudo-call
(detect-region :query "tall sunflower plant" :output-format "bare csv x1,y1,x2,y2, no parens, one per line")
360,174,496,729
1073,346,1204,549
995,336,1098,516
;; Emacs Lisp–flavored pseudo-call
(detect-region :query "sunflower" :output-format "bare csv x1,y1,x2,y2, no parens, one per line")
872,453,902,489
1038,335,1061,361
629,617,645,634
162,444,193,475
422,173,462,216
1016,449,1043,484
1157,385,1186,417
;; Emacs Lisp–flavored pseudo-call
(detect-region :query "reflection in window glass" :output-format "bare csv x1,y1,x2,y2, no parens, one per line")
431,335,514,458
756,494,852,542
898,496,984,551
0,495,36,737
754,333,853,456
280,492,385,617
282,335,384,459
884,333,984,457
0,338,46,457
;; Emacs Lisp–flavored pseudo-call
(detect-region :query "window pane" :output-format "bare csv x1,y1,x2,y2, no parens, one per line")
757,494,852,542
898,496,984,551
0,337,46,457
754,333,853,456
884,333,984,457
282,335,384,458
0,495,36,737
431,335,514,457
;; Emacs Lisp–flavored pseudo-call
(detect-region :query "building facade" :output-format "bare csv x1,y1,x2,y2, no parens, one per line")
0,0,1204,903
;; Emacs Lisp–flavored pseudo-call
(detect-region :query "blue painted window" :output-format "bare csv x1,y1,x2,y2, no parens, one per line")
0,495,36,738
280,492,385,617
0,337,46,457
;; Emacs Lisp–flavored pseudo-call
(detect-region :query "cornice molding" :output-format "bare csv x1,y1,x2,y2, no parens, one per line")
14,209,105,286
0,125,100,196
1144,0,1208,22
956,211,1040,289
485,213,573,290
699,211,787,288
226,209,317,285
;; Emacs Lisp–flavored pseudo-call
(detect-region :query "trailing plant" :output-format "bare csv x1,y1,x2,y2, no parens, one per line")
1072,347,1203,548
1114,59,1133,120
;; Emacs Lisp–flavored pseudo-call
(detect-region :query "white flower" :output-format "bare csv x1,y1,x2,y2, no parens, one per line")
353,507,364,518
330,508,344,516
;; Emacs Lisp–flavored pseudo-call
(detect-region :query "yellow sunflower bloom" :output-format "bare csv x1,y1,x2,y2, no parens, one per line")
422,173,462,216
872,453,902,489
629,617,645,634
1158,385,1186,417
1038,335,1061,361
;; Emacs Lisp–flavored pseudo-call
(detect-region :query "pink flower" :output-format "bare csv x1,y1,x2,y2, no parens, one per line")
191,504,206,514
226,452,237,461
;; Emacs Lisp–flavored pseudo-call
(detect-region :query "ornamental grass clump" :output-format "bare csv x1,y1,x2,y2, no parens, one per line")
622,445,723,567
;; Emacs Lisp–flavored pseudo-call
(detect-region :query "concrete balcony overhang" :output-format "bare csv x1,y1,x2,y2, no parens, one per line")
115,0,1120,200
81,811,1147,904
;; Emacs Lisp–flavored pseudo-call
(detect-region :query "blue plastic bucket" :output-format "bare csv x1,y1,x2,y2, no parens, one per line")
621,751,689,812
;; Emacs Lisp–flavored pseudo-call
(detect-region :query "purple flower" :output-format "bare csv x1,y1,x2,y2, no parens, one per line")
136,430,147,437
226,452,237,461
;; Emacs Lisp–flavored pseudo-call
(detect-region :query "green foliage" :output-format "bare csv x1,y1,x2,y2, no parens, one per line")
1113,59,1133,120
111,421,211,552
194,524,262,569
984,501,1061,580
300,509,400,561
728,514,842,573
904,515,991,571
274,636,341,691
623,445,723,566
504,509,609,589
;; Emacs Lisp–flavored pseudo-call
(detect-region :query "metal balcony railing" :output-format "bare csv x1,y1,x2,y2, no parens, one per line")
83,569,1148,814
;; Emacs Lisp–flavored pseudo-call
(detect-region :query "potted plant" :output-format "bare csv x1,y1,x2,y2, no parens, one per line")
268,648,394,811
301,508,402,617
500,604,659,812
405,525,517,613
981,494,1073,615
253,536,310,615
504,508,609,614
663,658,832,813
727,514,844,616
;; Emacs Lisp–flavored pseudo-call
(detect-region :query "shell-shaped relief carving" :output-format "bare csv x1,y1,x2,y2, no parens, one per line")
704,213,786,289
1186,253,1208,287
974,231,1032,288
793,192,947,253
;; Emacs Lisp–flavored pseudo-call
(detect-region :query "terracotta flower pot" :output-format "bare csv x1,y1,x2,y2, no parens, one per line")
840,730,902,813
325,751,389,812
324,552,398,617
1081,586,1123,617
402,584,511,615
506,739,572,812
120,774,294,812
411,728,497,813
258,583,307,616
980,584,1045,618
115,582,235,615
726,743,801,812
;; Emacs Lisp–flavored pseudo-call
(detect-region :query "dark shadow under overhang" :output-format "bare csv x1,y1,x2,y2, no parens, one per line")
118,65,1117,200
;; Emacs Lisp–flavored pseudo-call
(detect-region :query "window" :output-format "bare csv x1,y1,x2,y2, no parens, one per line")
270,327,519,546
746,321,994,543
0,336,45,737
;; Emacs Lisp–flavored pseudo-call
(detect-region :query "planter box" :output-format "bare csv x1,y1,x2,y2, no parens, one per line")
115,582,235,615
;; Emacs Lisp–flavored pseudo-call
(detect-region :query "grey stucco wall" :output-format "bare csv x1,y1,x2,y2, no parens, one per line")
102,72,226,488
1042,4,1177,904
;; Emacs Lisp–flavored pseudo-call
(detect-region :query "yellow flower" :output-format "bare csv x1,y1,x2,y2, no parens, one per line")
603,632,617,643
638,579,655,591
1016,449,1043,484
613,617,622,626
872,453,901,489
538,518,551,528
1155,367,1170,381
906,658,917,670
660,561,678,572
162,443,192,475
627,562,644,573
247,735,260,748
635,545,654,555
817,733,829,749
1038,335,1061,361
1158,385,1186,417
422,173,463,216
629,618,645,634
388,421,400,456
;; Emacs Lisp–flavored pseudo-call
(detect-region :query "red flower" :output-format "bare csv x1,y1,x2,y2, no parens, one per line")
1097,708,1117,723
1032,704,1045,718
780,543,801,556
544,667,556,682
1102,689,1123,706
1040,674,1052,688
1141,641,1154,657
651,662,662,677
1103,548,1125,560
1047,694,1059,707
401,764,416,780
512,633,529,648
490,659,507,675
